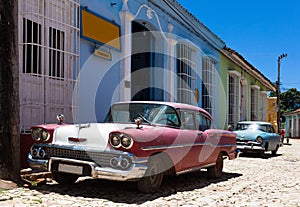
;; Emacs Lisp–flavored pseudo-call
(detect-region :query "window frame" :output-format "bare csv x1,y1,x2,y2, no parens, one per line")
176,43,196,104
195,112,212,131
228,71,241,126
178,110,197,130
202,56,217,118
251,85,259,121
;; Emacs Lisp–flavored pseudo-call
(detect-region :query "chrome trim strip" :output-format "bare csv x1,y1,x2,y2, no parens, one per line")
236,145,265,151
176,163,215,175
141,142,236,151
31,143,135,156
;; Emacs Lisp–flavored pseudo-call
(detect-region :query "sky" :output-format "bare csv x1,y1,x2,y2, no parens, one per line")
177,0,300,91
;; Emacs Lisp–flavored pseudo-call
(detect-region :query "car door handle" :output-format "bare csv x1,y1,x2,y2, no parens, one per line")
198,132,203,136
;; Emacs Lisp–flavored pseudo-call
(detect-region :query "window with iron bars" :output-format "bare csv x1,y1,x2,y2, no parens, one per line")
19,0,80,132
22,19,42,75
176,43,196,104
251,87,259,121
228,74,240,126
202,56,216,118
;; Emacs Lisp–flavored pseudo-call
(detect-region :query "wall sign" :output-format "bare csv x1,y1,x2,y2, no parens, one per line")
80,8,121,50
94,48,112,60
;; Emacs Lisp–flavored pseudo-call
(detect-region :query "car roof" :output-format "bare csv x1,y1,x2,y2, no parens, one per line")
112,101,212,119
237,121,272,125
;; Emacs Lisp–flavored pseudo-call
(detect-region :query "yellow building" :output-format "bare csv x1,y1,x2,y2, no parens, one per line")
266,97,278,133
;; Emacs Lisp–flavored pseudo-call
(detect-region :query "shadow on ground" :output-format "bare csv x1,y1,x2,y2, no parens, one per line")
30,170,242,205
239,152,283,159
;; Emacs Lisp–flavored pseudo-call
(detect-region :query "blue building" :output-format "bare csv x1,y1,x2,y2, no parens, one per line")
79,0,226,124
19,0,227,130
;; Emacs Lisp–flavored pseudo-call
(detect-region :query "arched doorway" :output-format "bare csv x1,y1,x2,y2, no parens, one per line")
131,21,164,101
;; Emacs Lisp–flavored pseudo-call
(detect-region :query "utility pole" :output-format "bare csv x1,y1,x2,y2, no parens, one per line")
276,53,287,134
0,0,20,182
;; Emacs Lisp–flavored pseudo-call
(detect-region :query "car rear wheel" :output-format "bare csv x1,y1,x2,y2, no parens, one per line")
138,156,164,193
207,153,224,178
52,172,79,185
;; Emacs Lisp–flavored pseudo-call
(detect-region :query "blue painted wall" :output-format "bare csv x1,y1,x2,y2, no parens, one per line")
78,0,224,125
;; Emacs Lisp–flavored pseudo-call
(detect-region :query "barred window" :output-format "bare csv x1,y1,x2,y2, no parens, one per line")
49,27,65,78
202,56,217,117
251,86,259,120
22,19,42,75
19,0,80,132
228,72,240,126
176,43,196,104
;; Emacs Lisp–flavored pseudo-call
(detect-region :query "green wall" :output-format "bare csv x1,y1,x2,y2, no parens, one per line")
218,53,271,129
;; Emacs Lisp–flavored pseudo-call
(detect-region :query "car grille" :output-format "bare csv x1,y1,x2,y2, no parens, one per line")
236,139,262,147
43,146,116,167
236,138,251,143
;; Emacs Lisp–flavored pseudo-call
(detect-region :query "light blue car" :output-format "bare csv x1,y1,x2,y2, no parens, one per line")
234,121,281,156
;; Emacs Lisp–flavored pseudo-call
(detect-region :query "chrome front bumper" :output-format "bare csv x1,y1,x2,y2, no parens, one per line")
236,141,265,151
28,153,148,181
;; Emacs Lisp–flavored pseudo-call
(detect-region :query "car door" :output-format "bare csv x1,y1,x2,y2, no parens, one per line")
195,112,212,165
178,110,207,170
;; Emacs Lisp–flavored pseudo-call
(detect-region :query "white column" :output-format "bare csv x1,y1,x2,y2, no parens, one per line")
119,0,134,101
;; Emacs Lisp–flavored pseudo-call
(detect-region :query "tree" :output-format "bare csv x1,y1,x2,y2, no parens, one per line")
280,88,300,113
270,88,300,114
0,0,20,182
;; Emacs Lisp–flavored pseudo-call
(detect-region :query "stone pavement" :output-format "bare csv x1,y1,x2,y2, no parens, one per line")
1,139,300,207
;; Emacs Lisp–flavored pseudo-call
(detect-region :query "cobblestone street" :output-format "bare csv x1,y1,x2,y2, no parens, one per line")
1,139,300,207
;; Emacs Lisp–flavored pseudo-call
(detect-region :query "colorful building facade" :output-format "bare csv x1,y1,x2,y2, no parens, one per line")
18,0,275,133
218,48,276,129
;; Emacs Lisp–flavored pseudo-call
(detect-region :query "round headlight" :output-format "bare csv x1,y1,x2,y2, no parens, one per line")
120,158,131,169
110,157,119,167
110,134,121,148
31,147,39,158
31,128,41,141
121,135,133,149
256,137,263,144
41,130,50,141
38,148,46,158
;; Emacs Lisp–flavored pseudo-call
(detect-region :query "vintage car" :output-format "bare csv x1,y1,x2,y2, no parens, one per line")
28,101,237,193
234,121,281,155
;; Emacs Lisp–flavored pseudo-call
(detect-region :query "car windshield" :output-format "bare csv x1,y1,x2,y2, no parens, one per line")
105,103,180,127
236,123,270,132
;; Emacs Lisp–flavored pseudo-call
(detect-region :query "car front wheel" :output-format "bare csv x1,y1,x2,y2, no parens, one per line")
138,156,164,193
207,153,224,178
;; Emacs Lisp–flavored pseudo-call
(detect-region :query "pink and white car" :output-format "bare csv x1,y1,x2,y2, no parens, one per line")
28,101,237,193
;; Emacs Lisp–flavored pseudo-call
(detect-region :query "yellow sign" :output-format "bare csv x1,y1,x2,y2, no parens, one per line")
81,8,121,50
94,49,111,60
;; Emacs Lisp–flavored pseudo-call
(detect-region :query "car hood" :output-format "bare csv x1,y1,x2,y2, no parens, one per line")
234,130,262,141
52,123,135,151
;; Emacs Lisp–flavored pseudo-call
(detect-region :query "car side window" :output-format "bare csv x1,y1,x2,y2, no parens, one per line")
152,106,180,127
268,125,275,133
195,113,211,131
179,111,196,130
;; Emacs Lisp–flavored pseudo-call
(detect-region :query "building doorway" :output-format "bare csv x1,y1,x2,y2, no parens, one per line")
131,21,164,101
